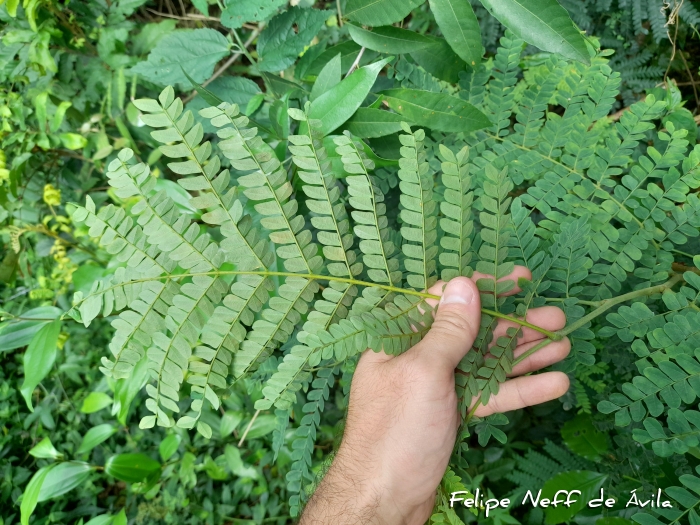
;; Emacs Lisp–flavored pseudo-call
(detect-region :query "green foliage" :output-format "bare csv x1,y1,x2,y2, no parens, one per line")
2,1,700,524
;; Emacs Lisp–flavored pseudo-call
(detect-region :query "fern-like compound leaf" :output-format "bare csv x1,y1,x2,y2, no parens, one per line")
398,123,438,291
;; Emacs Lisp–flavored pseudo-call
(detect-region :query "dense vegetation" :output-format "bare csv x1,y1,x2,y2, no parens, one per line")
1,1,700,524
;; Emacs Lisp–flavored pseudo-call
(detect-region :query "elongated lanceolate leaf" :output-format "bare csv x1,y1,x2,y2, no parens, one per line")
347,23,433,54
343,108,405,138
428,0,483,66
20,319,61,411
78,424,117,455
345,0,426,25
105,453,161,483
309,57,392,136
410,36,467,83
21,465,56,525
380,88,492,133
38,462,93,501
478,0,590,64
0,306,62,351
310,53,342,101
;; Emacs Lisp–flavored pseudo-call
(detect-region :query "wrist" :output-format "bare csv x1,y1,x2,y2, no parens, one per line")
301,449,427,525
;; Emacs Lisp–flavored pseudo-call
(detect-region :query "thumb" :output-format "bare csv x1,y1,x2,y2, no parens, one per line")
415,277,481,369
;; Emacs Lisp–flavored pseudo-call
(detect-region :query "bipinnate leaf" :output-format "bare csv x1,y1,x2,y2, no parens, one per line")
397,124,438,291
438,144,474,280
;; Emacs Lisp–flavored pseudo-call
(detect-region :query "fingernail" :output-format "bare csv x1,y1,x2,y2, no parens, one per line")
440,279,474,305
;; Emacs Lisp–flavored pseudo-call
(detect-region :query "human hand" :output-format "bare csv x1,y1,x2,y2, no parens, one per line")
299,269,571,525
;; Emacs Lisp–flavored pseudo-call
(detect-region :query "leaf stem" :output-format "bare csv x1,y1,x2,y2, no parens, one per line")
238,409,261,447
557,275,683,337
67,270,570,337
481,308,561,341
346,47,365,78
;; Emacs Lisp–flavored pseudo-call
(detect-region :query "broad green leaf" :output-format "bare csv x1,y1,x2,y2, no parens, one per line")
132,20,178,56
182,68,224,106
225,445,259,479
221,0,287,29
305,41,377,77
220,411,244,437
113,509,127,525
159,434,182,461
427,0,483,66
80,391,113,414
187,75,262,132
310,53,342,102
345,0,426,26
197,421,213,439
105,453,161,483
131,29,231,86
21,464,56,525
38,462,93,501
191,0,208,16
59,133,88,150
664,107,699,142
343,108,406,138
0,306,61,351
380,88,491,133
78,424,117,455
20,319,61,411
478,0,590,64
257,7,331,72
29,437,62,459
410,36,467,83
85,515,116,525
71,265,106,296
6,0,19,17
113,356,149,425
0,248,19,283
309,57,392,136
562,414,610,461
243,414,278,440
262,71,308,99
347,23,433,54
541,470,607,524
